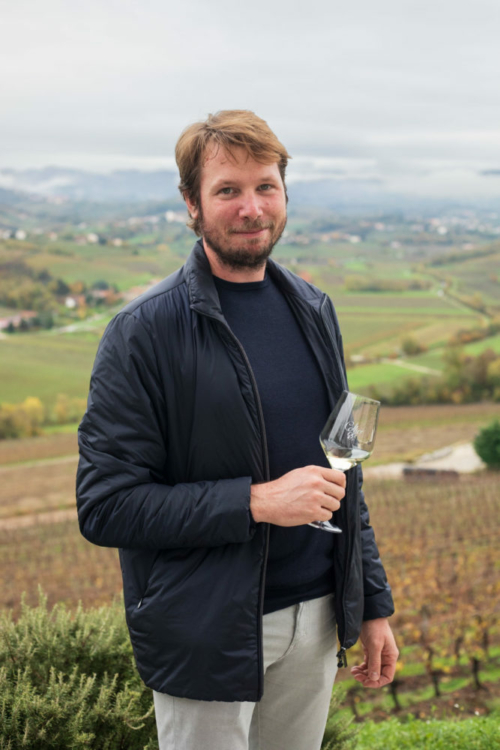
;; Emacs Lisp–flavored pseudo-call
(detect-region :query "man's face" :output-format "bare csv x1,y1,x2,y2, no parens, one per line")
186,144,287,271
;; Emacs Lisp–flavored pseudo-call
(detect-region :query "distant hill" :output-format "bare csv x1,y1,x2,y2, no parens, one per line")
0,166,492,213
0,187,29,206
287,177,389,209
0,167,180,203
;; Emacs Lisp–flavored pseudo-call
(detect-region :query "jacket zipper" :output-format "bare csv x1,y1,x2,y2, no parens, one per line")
200,312,271,699
221,324,271,698
320,297,351,668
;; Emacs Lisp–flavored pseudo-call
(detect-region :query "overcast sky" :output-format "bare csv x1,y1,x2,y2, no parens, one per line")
2,0,500,198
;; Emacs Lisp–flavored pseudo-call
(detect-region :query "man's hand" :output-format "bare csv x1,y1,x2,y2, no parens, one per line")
350,618,399,688
250,465,346,526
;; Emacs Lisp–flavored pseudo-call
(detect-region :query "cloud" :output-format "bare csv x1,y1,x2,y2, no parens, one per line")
1,0,500,199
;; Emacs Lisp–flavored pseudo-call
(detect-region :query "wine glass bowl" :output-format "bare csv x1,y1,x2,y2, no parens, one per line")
309,391,380,534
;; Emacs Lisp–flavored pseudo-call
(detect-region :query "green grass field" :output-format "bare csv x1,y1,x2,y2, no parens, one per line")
0,332,97,408
1,324,434,407
354,714,500,750
2,309,492,408
438,251,500,306
464,333,500,355
408,349,444,370
333,291,475,314
21,247,182,291
346,363,413,391
1,231,496,406
409,332,500,372
337,314,425,354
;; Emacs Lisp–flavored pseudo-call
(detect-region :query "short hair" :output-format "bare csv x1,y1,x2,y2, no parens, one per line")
175,110,291,235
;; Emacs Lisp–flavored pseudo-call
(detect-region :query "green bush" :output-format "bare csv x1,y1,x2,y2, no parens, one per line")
0,398,45,439
401,336,426,356
321,684,358,749
474,419,500,469
0,589,157,749
355,713,500,750
369,349,500,406
0,590,359,750
0,394,87,439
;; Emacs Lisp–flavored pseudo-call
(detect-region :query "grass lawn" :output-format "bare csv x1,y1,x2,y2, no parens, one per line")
354,714,500,750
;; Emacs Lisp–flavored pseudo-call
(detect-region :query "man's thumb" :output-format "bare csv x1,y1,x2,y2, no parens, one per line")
367,650,381,681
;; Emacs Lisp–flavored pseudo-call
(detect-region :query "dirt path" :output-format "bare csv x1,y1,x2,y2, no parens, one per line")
0,454,78,471
380,357,442,375
0,508,77,531
364,441,485,479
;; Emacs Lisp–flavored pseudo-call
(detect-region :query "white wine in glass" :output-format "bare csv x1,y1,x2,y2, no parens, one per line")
309,391,380,534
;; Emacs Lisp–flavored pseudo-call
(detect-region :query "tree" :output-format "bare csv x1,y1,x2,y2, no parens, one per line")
49,278,71,296
401,336,426,356
474,420,500,469
38,311,54,329
22,397,45,430
37,269,53,283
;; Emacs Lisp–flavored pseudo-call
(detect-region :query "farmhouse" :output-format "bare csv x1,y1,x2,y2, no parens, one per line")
0,311,38,330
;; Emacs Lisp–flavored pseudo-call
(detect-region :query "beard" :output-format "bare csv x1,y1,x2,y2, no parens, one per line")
199,207,287,271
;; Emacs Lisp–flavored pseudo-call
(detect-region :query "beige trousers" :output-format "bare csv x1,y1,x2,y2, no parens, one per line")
153,592,338,750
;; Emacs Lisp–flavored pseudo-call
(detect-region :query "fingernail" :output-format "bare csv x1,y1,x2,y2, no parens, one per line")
370,672,379,679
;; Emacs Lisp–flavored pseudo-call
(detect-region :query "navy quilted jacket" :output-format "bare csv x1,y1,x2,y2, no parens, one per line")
76,239,394,702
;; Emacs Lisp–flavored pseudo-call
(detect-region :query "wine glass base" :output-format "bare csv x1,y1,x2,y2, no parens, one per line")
308,521,342,534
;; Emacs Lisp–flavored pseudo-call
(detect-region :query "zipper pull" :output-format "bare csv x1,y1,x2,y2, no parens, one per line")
336,647,347,668
137,598,143,609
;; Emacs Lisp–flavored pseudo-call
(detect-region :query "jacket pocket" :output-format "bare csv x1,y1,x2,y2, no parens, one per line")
136,551,162,609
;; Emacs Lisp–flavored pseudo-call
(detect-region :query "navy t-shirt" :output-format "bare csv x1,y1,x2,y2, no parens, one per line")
213,271,336,614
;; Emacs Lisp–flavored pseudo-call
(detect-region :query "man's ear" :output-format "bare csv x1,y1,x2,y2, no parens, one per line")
183,192,199,220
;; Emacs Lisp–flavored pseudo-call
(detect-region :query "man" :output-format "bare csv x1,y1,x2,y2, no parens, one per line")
76,110,398,750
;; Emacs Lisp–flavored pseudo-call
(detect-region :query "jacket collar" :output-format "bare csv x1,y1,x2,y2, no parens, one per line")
184,238,323,320
184,238,343,407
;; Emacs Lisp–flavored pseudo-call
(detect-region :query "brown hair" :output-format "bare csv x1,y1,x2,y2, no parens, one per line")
175,110,291,235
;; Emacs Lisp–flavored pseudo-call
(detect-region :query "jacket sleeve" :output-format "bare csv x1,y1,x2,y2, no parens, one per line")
325,297,395,621
76,311,257,550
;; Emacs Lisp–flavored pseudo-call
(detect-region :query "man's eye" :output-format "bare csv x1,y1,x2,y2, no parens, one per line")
219,187,234,195
259,184,273,191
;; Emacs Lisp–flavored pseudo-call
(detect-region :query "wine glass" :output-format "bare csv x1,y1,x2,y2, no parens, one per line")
309,390,380,534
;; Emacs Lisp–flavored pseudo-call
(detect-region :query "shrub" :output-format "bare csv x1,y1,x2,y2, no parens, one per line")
474,419,500,469
0,394,88,439
368,348,500,406
344,276,431,293
0,398,45,439
52,394,87,425
401,336,426,356
321,684,359,749
0,589,157,749
0,591,358,750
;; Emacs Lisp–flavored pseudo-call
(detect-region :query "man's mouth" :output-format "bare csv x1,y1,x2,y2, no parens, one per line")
232,227,269,236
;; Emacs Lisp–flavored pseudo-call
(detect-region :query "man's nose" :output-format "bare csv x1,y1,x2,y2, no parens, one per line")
238,193,263,220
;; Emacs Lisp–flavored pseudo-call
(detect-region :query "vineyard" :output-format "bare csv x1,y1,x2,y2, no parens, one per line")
338,472,500,722
1,468,498,724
